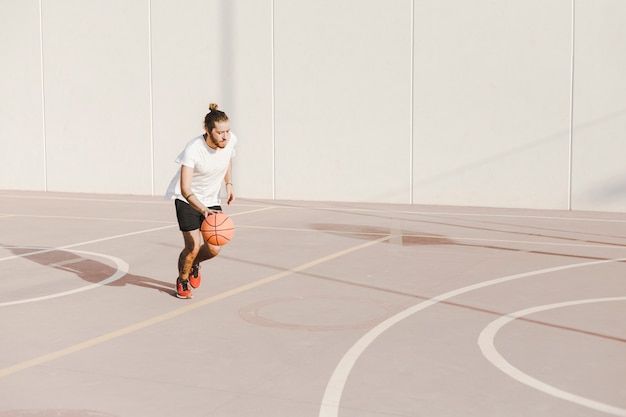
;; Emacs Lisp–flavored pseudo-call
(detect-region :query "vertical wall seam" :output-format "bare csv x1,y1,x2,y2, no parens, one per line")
409,0,415,205
148,0,155,196
271,0,276,200
39,0,48,191
568,0,575,210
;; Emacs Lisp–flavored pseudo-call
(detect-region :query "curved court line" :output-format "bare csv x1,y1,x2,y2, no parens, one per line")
478,297,626,417
0,248,129,307
0,207,272,307
0,235,390,379
319,257,626,417
0,206,269,261
0,207,273,241
0,225,176,263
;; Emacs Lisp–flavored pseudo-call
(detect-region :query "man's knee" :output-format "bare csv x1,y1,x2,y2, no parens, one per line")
209,244,221,257
184,241,202,258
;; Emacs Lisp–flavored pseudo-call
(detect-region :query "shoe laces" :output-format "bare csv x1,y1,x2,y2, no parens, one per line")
191,265,199,278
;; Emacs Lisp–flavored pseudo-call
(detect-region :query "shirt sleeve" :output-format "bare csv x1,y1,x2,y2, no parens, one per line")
175,140,197,168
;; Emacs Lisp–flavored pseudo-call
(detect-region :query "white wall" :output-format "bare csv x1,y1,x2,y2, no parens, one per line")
412,0,572,209
571,0,626,212
1,0,625,212
150,0,274,200
274,0,412,203
42,0,152,194
0,0,45,190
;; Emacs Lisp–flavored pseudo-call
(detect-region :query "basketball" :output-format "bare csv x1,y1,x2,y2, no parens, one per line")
201,212,235,246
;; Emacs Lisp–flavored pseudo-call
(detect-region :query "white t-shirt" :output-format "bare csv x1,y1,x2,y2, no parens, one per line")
165,133,237,207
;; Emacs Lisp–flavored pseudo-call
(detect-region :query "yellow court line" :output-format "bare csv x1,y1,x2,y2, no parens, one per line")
0,234,390,379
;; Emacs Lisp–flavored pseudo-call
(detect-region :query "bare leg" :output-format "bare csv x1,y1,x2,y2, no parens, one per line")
178,230,203,280
193,243,221,265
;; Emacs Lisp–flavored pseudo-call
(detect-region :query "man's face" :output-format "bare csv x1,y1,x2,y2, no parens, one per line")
206,121,230,149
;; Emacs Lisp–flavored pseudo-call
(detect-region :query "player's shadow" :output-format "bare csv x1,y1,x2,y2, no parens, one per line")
6,246,176,297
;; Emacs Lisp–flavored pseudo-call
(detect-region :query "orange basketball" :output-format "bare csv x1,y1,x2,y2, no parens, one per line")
201,212,235,246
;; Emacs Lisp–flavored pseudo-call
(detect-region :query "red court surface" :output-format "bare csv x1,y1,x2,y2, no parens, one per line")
0,190,625,417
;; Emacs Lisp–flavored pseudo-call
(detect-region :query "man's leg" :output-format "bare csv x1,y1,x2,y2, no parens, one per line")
176,230,203,298
179,230,204,278
193,243,221,265
189,242,221,288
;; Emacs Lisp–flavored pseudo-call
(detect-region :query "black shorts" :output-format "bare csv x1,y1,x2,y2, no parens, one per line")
175,199,222,232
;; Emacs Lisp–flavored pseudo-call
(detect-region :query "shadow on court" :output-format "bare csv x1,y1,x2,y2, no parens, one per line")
311,223,626,263
5,246,176,297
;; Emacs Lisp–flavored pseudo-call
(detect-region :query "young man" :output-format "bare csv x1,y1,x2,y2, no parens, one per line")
165,103,237,298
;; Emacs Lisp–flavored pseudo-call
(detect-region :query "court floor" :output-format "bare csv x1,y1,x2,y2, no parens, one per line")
0,190,624,417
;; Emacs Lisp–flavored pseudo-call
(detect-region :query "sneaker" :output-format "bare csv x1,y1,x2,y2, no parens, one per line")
176,278,193,299
189,264,201,289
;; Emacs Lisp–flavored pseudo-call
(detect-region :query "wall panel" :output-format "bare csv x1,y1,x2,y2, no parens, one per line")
0,0,45,190
42,0,152,194
152,0,228,197
151,0,274,199
1,1,625,212
412,0,572,209
273,0,412,203
571,0,626,212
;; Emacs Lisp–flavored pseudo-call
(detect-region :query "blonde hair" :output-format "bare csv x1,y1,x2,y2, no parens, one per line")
204,103,229,131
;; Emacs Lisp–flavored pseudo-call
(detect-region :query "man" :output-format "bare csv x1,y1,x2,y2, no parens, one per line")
165,103,236,298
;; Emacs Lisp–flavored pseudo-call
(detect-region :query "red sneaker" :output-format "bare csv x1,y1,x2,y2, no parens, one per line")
189,264,201,289
176,278,193,299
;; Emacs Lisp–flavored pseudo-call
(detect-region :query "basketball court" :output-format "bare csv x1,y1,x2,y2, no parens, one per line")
0,190,624,417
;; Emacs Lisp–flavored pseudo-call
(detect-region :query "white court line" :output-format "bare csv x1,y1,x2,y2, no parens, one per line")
230,206,277,217
3,192,626,223
0,193,275,209
0,194,172,204
319,257,626,417
0,249,129,307
249,205,626,224
0,205,275,225
239,224,626,250
0,206,275,263
478,297,626,417
0,234,390,378
4,214,174,224
0,206,276,304
0,224,176,263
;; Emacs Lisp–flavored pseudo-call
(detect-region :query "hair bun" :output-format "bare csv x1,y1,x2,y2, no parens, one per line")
209,103,219,111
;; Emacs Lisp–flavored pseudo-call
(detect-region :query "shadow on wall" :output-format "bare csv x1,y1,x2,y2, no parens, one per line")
573,108,626,204
415,107,626,198
218,0,235,108
585,174,626,202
